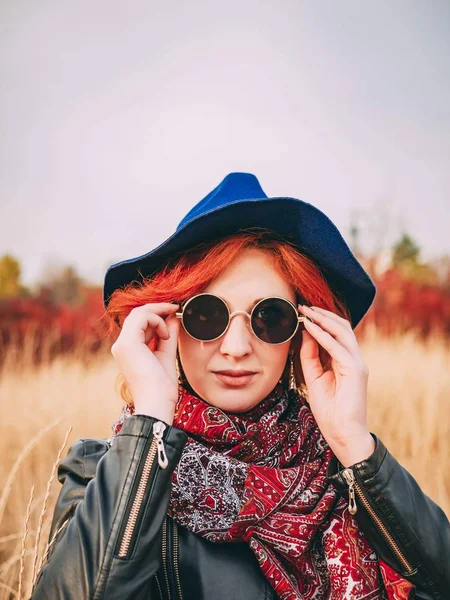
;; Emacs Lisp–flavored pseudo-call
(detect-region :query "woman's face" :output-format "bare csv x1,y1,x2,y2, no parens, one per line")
177,248,298,413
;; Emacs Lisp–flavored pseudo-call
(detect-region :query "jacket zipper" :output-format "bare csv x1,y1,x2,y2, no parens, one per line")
341,468,415,574
172,520,183,600
117,421,169,558
162,517,173,599
155,574,164,600
162,517,183,599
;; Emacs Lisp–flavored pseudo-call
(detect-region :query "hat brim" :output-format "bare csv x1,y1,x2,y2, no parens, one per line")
103,197,375,328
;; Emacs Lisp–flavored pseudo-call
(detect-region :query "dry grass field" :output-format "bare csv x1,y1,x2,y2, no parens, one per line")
0,325,449,599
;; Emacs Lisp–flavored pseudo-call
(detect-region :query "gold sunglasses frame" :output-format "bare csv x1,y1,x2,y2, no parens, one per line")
175,293,308,345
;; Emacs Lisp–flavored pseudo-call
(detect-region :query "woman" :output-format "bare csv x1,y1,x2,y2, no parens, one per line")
32,173,449,599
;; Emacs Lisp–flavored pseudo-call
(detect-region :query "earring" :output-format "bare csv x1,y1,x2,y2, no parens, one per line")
176,352,183,385
278,358,289,385
289,352,298,392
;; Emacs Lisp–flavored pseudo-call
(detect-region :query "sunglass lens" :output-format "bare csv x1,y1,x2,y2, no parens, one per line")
251,298,298,344
182,294,229,341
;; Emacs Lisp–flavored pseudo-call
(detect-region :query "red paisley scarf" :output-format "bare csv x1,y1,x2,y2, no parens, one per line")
111,383,415,600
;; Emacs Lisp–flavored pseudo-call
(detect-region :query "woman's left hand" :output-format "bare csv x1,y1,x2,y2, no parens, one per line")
298,304,375,467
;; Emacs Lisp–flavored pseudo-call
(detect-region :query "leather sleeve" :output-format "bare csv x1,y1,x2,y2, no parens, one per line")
30,414,188,600
327,433,450,599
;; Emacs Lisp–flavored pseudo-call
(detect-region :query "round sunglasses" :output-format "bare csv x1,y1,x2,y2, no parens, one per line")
175,293,309,345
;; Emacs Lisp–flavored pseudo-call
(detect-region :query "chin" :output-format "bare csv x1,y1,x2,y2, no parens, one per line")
210,400,258,413
202,388,263,413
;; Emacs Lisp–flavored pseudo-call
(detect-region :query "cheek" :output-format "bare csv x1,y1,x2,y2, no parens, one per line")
265,347,290,375
178,333,216,378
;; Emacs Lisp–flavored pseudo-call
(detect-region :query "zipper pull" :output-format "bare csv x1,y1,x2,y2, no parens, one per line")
342,468,358,515
153,421,169,469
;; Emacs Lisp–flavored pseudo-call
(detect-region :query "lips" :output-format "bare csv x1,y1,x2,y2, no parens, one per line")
214,370,256,377
213,370,257,387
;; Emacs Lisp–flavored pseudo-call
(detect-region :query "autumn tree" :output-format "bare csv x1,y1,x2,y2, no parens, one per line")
391,233,438,285
0,254,24,297
37,264,86,305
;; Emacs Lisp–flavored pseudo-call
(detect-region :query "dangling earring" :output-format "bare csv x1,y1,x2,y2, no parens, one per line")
279,357,289,385
175,351,183,385
288,352,298,393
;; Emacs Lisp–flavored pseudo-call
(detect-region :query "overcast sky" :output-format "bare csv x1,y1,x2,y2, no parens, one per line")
1,0,449,289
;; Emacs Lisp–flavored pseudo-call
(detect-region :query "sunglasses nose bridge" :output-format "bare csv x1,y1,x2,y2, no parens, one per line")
218,309,254,356
226,310,252,335
228,309,251,321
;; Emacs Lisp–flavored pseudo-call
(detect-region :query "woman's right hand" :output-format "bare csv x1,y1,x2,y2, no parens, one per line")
110,303,181,424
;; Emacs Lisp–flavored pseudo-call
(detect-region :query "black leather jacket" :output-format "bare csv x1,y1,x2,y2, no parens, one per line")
31,414,450,599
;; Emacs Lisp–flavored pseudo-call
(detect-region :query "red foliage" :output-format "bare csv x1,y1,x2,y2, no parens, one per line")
359,268,450,338
0,286,111,365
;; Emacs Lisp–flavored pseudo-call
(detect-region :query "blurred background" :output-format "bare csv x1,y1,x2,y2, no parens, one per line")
1,1,449,597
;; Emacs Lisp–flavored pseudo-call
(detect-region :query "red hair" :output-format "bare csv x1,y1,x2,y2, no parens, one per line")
103,230,350,405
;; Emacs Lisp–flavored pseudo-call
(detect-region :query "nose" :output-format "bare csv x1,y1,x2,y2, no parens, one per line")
219,312,253,357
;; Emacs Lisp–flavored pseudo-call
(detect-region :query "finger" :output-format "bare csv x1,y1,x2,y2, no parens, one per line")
299,328,324,386
154,315,180,373
144,313,171,342
302,318,353,369
299,305,358,354
138,303,180,317
303,305,353,330
124,311,170,344
156,314,180,356
125,303,179,335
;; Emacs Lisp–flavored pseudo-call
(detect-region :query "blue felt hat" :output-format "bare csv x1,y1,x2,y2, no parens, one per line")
103,172,376,328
